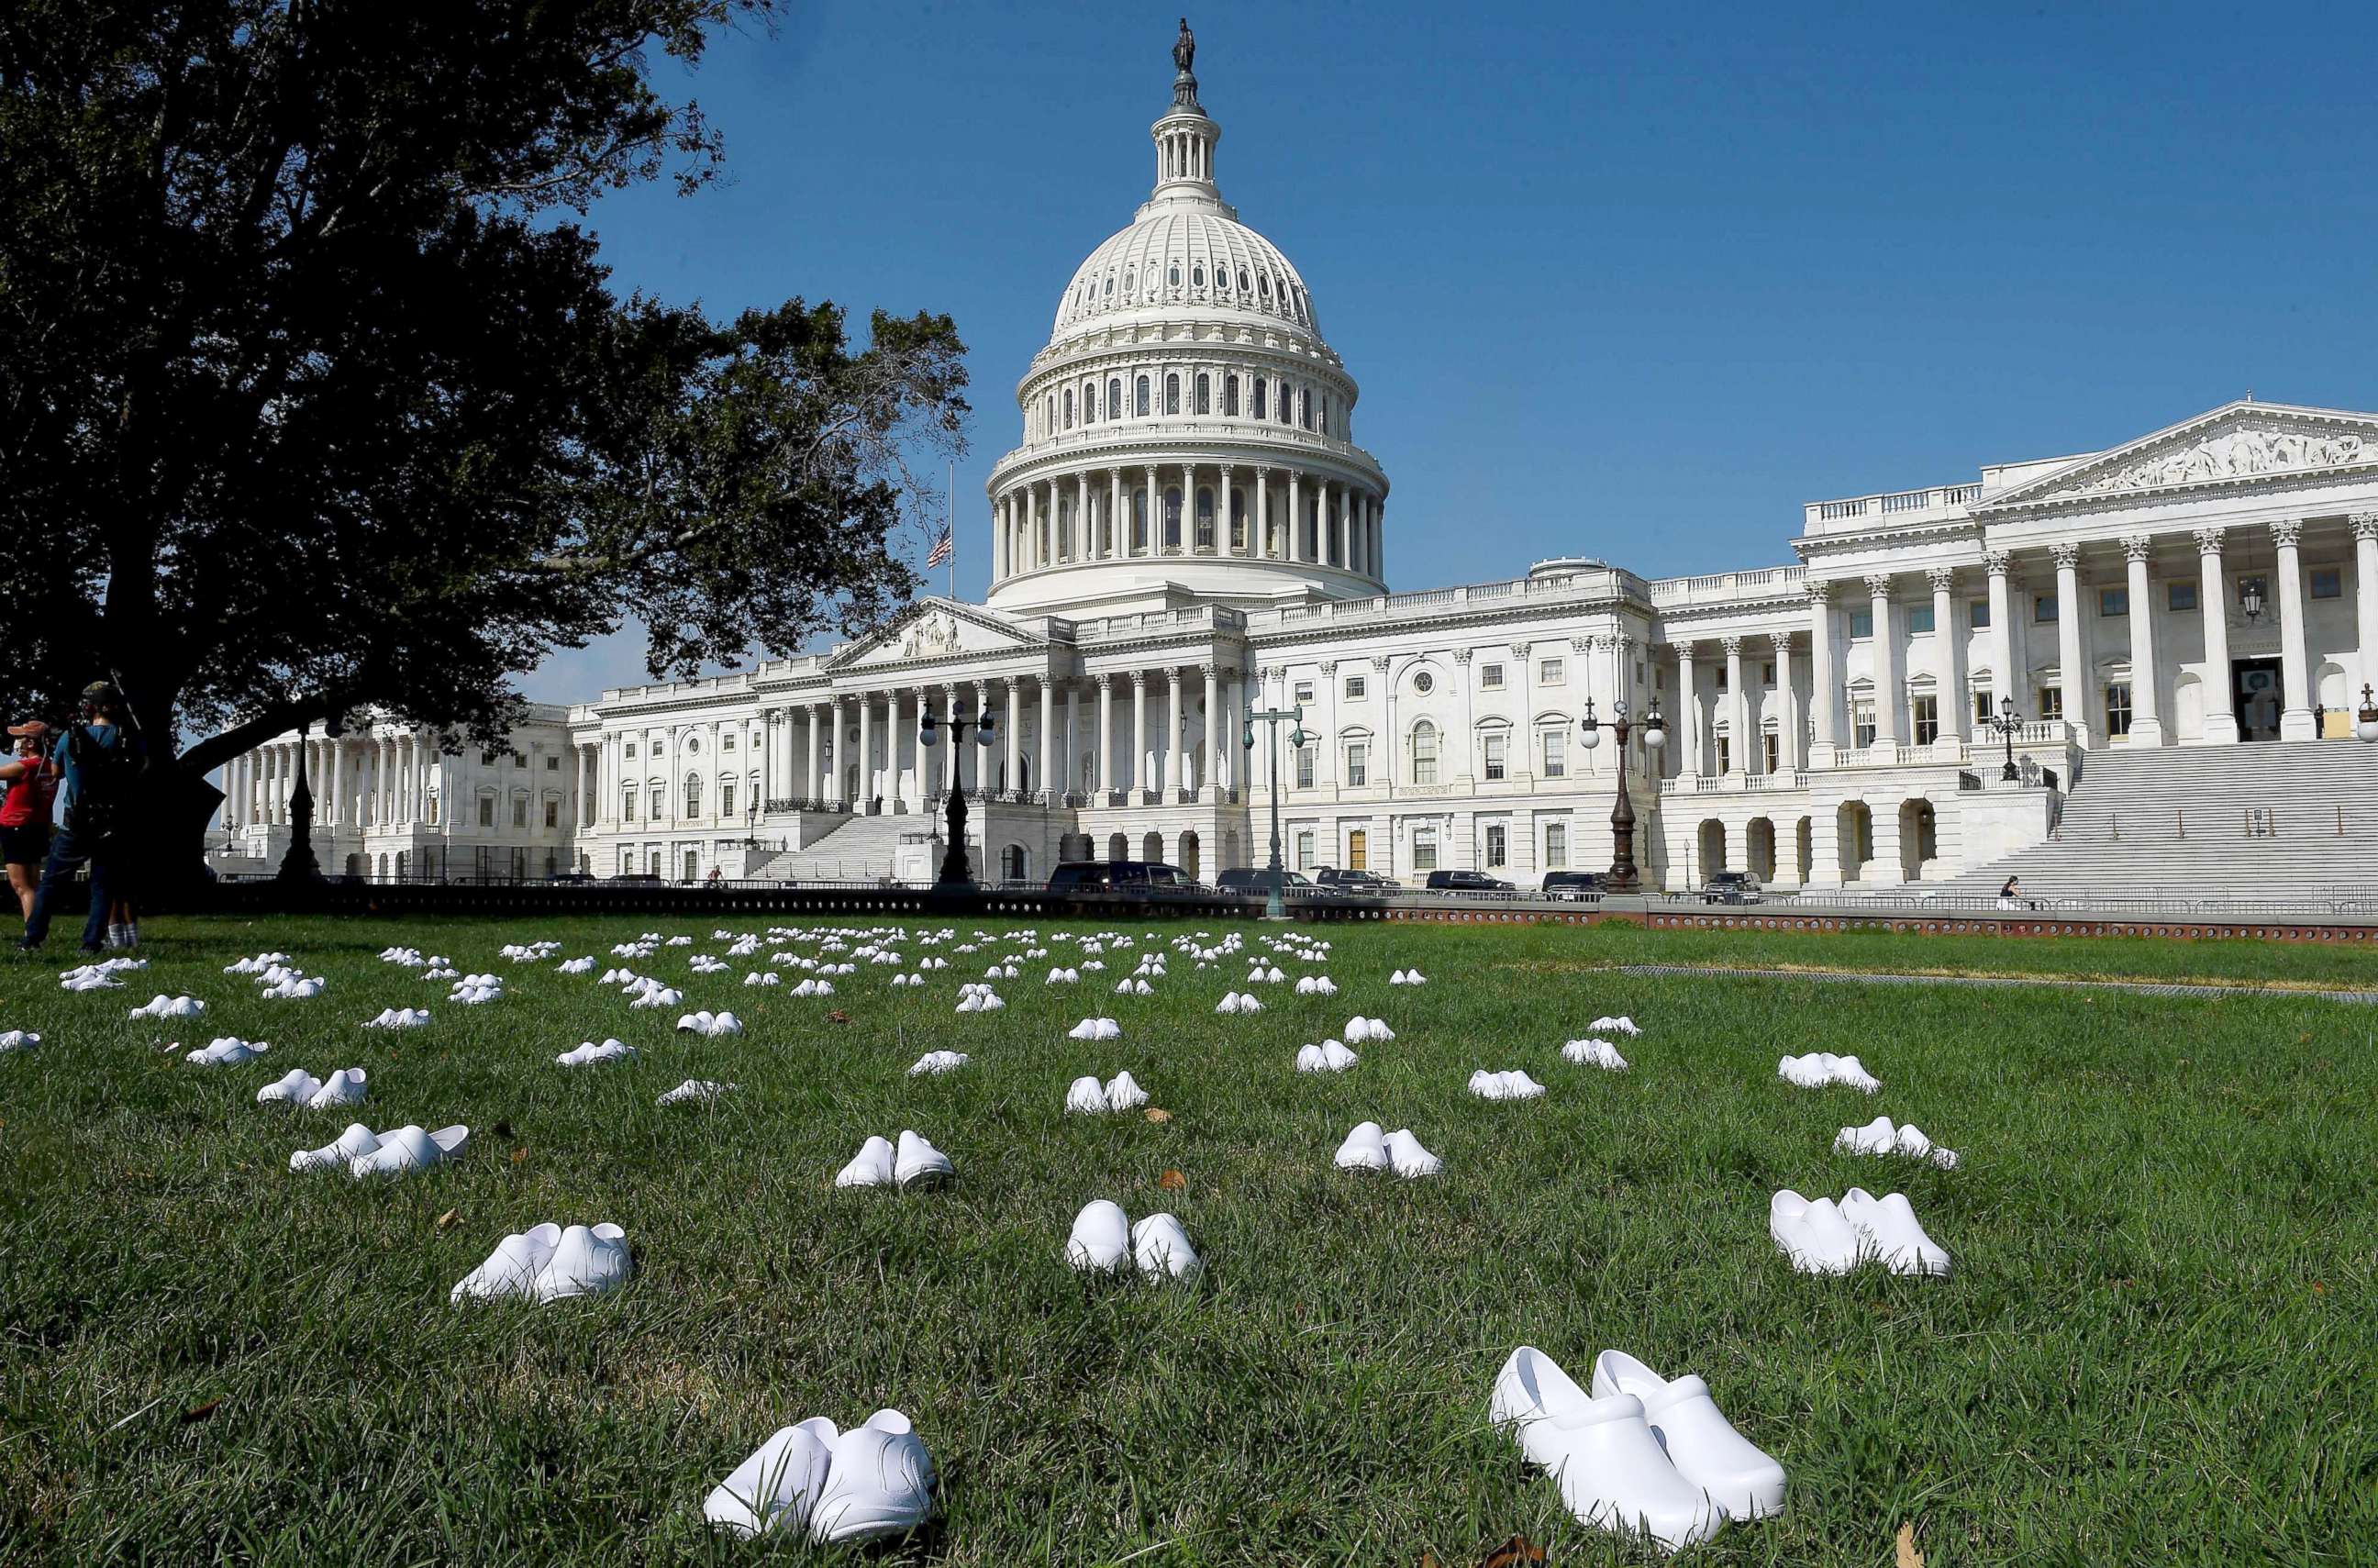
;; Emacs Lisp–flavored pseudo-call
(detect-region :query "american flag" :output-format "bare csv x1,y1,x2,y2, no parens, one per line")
926,525,954,568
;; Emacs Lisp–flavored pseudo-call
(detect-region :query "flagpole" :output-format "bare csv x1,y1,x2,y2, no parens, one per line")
949,458,958,600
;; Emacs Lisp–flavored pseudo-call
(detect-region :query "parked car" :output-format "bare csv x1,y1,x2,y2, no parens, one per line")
1700,871,1764,905
1539,871,1604,901
1216,867,1312,893
1046,860,1193,893
1314,866,1398,893
1424,869,1515,892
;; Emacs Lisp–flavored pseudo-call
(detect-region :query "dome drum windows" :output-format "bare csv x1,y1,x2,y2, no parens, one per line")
1135,375,1150,417
1164,373,1181,416
1107,377,1122,420
1195,486,1216,551
1063,388,1074,429
1251,378,1267,420
1224,375,1239,417
1194,373,1210,415
1162,486,1183,552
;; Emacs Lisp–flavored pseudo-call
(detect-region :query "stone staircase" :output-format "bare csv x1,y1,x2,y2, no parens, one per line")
1933,740,2378,900
745,814,921,883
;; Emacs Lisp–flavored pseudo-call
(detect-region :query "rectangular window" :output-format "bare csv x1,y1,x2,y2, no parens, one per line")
1295,829,1316,871
1293,679,1314,705
2167,580,2197,612
1344,675,1367,700
1295,745,1315,789
1762,732,1781,772
1969,598,1992,629
514,754,526,769
1412,829,1439,873
1906,604,1936,635
1715,737,1730,773
1973,691,1995,723
546,754,561,770
1346,828,1368,871
1852,702,1877,748
2034,595,2058,624
1480,662,1505,689
1715,664,1729,692
1761,662,1776,686
1541,729,1566,779
1539,658,1564,684
721,734,736,752
1345,741,1368,787
2310,567,2342,599
478,795,494,828
1483,733,1507,781
625,742,637,759
720,779,737,817
1849,607,1875,639
543,799,558,828
623,790,638,822
2105,682,2133,737
2098,586,2128,617
1543,822,1567,871
2039,686,2063,722
1484,824,1507,868
1913,695,1939,746
512,796,528,828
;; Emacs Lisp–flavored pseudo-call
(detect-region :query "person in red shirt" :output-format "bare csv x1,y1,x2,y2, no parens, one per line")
0,722,60,921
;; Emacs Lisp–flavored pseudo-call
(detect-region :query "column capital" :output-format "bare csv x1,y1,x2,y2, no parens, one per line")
2351,513,2378,542
1451,648,1472,665
1508,640,1531,659
1130,669,1150,689
1093,670,1115,691
1984,549,2014,577
1772,628,1798,654
1721,635,1744,656
2192,525,2227,556
1861,572,1894,598
2048,541,2083,571
2269,517,2303,550
1805,578,1835,606
1370,654,1391,673
1674,639,1700,661
1926,566,1957,594
1317,660,1336,675
2120,533,2154,564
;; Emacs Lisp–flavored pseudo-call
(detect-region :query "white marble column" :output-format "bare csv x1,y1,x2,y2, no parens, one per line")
1062,682,1082,796
1806,582,1838,760
1141,465,1159,556
1866,574,1901,748
1929,567,1967,744
1255,468,1272,560
1001,680,1021,792
2353,514,2378,700
1037,679,1054,798
1984,552,2018,723
2120,536,2163,746
1166,668,1186,792
1773,632,1800,773
1286,471,1302,564
1677,642,1702,776
2185,530,2236,743
1095,673,1115,794
1722,637,1749,774
2051,544,2089,745
2272,519,2315,740
1131,672,1150,793
1203,663,1221,794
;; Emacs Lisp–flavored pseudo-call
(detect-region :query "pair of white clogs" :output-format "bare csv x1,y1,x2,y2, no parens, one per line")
1064,1072,1148,1114
1770,1188,1950,1276
835,1132,954,1190
1065,1201,1201,1280
1470,1069,1548,1101
1295,1040,1360,1073
705,1409,935,1544
291,1122,469,1177
450,1222,631,1303
1333,1121,1441,1177
1491,1345,1784,1552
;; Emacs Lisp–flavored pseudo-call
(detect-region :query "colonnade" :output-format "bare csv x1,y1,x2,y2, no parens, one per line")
222,731,447,831
992,463,1382,582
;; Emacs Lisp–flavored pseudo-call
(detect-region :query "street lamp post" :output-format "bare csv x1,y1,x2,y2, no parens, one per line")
274,719,324,884
2357,684,2378,744
1984,695,2025,782
1577,696,1664,895
918,702,997,888
1241,701,1313,918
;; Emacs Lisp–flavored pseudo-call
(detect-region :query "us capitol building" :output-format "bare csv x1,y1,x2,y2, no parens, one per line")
216,29,2378,894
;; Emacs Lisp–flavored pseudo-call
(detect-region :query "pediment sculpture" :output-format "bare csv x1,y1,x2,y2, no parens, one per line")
2076,426,2367,495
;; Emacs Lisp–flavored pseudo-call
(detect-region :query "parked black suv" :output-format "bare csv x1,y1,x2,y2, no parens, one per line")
1216,867,1312,893
1046,860,1193,893
1314,866,1398,893
1424,869,1515,892
1700,871,1764,906
1539,871,1604,901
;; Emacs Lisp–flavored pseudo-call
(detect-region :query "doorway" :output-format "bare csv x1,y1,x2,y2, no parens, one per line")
2233,658,2283,741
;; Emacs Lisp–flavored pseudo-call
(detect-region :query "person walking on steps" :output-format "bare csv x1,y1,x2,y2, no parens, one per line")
19,682,148,955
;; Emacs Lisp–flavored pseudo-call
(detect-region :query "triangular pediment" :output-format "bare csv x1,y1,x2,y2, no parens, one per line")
1981,401,2378,512
828,598,1047,671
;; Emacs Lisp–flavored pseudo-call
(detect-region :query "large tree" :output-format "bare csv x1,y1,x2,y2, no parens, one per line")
0,2,967,864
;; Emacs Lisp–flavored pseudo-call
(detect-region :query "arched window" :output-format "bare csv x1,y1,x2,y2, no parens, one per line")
1192,262,1205,288
1062,388,1073,428
1251,378,1267,420
1104,274,1114,297
1238,267,1250,293
720,777,737,818
1046,393,1056,432
1410,720,1439,786
1124,268,1136,294
1168,262,1182,287
1135,375,1150,417
1194,373,1210,415
1195,486,1216,550
1228,488,1247,552
1083,382,1096,422
683,773,702,817
1132,487,1149,551
1258,273,1271,299
1164,374,1181,415
1223,375,1239,417
1107,377,1122,419
1162,487,1183,550
1299,389,1313,430
1280,384,1294,424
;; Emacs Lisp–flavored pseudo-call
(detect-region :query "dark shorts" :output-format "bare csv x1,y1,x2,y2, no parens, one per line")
2,822,50,868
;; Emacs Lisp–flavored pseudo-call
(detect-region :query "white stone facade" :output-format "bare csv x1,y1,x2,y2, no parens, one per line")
216,50,2378,891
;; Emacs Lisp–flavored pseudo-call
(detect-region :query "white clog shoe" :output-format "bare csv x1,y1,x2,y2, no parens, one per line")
1103,1071,1149,1110
894,1131,954,1190
907,1051,969,1076
1063,1075,1109,1115
1892,1123,1959,1169
256,1068,323,1105
450,1222,563,1303
1769,1189,1861,1274
346,1123,469,1178
1130,1211,1202,1281
705,1418,839,1538
1840,1188,1951,1277
534,1222,631,1300
1592,1350,1786,1520
306,1068,368,1108
1383,1128,1443,1178
835,1135,897,1188
1562,1038,1629,1071
1333,1120,1389,1172
1834,1116,1899,1156
657,1078,734,1106
1488,1345,1725,1551
291,1122,379,1172
1589,1015,1641,1037
807,1408,937,1544
1065,1199,1131,1272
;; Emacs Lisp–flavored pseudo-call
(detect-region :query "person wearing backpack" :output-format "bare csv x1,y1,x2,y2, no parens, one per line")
19,682,148,955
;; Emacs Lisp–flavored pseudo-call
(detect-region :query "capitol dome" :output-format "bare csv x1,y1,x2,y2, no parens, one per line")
985,26,1390,618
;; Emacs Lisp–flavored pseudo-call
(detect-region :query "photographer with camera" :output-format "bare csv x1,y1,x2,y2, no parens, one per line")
18,681,147,955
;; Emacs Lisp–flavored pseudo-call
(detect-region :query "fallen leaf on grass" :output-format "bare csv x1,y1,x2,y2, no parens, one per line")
827,1010,851,1025
181,1398,221,1425
510,1148,528,1165
1143,1107,1172,1124
1896,1520,1925,1568
1158,1169,1185,1191
1481,1536,1544,1568
436,1208,461,1232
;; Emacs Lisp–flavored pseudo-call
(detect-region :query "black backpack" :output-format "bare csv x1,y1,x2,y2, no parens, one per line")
65,724,140,845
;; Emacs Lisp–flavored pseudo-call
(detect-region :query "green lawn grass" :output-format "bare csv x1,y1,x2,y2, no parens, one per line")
3,914,2373,1566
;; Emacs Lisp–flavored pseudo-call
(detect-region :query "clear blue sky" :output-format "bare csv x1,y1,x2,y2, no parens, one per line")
526,0,2378,701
